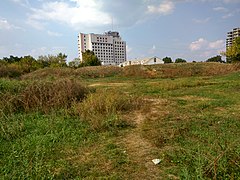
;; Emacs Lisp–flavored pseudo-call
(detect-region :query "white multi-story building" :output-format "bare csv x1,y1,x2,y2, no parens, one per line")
78,31,126,66
226,28,240,48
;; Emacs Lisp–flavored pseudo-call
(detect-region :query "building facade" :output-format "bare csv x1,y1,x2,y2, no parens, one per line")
226,28,240,48
78,31,126,66
119,56,164,67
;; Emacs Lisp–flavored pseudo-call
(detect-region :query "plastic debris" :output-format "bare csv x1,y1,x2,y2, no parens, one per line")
152,159,161,165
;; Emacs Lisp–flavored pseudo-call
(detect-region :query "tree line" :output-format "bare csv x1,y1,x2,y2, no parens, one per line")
0,50,101,77
162,55,224,64
163,37,240,64
1,37,239,77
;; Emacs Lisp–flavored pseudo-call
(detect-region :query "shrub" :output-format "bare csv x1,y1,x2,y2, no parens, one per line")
0,64,23,78
20,79,90,113
0,79,90,114
71,90,140,131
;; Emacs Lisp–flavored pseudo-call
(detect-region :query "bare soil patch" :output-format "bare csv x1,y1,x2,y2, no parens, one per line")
89,82,128,87
118,98,172,179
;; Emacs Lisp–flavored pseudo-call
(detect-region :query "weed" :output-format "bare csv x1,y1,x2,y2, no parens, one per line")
0,64,23,78
1,64,239,179
0,79,90,114
71,90,139,131
22,66,122,80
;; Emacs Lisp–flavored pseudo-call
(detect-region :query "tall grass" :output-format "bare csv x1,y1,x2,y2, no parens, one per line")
122,62,240,79
21,62,240,81
22,66,122,80
1,64,239,179
71,90,140,131
0,64,23,78
0,79,90,114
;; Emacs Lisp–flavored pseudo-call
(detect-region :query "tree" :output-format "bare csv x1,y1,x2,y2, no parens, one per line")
206,55,224,63
37,53,67,68
81,50,101,66
19,55,38,73
2,55,21,64
37,55,51,68
222,37,240,63
69,58,80,68
162,57,173,64
55,53,67,67
175,58,187,63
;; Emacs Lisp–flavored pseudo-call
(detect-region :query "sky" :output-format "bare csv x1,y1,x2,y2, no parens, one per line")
0,0,240,62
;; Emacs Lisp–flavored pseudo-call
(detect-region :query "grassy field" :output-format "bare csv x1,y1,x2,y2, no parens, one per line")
0,63,240,179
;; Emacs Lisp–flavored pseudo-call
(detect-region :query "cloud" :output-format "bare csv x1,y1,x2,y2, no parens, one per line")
223,0,240,3
126,45,132,53
189,38,225,51
193,17,210,24
213,7,228,12
222,13,234,19
208,40,225,49
26,19,46,30
28,0,112,30
10,0,30,7
30,46,67,58
47,31,62,37
0,18,23,30
189,38,208,51
147,1,175,15
189,38,225,61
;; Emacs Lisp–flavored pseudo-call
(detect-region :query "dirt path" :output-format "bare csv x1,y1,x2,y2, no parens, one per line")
119,99,167,179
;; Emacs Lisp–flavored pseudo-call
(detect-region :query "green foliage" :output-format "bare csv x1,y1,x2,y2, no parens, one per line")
37,53,67,68
224,37,240,63
163,56,173,63
81,50,101,67
206,55,224,63
68,58,80,68
18,55,39,73
0,53,68,77
0,64,240,179
0,112,96,179
175,58,187,63
2,55,21,64
0,55,38,77
139,72,240,179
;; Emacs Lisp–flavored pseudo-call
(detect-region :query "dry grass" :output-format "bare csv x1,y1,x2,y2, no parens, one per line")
20,62,240,81
0,64,23,78
0,79,90,114
74,66,122,78
122,65,157,78
71,90,141,131
21,67,73,80
22,66,122,80
122,62,240,79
